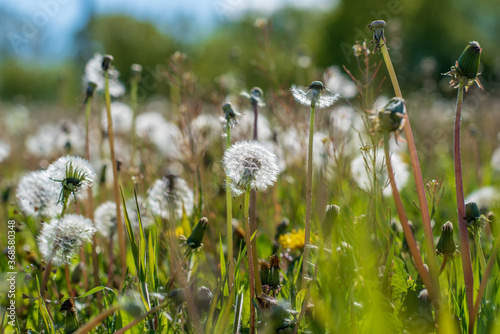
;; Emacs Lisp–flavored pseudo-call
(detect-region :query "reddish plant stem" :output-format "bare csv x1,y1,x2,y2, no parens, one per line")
454,80,474,327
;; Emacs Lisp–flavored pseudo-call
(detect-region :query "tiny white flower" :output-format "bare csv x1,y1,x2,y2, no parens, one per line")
17,170,62,217
101,102,133,134
147,176,194,219
223,141,280,196
38,214,96,266
83,53,125,97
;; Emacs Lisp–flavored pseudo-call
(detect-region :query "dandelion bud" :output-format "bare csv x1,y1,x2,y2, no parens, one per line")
131,63,143,80
322,204,340,236
101,54,114,72
436,221,455,256
60,299,79,333
222,102,241,129
375,97,406,134
268,254,281,289
457,41,481,80
195,286,213,313
337,242,355,282
186,217,208,249
84,82,97,104
465,202,481,224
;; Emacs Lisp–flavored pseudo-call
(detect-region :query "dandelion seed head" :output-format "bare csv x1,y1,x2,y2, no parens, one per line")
17,170,62,217
147,176,194,219
223,141,280,196
232,112,273,142
0,140,11,162
83,53,125,97
47,156,96,203
101,102,133,134
465,187,500,212
290,81,339,109
38,214,96,266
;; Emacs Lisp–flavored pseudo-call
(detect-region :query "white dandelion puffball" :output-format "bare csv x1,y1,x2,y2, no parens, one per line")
491,146,500,172
38,214,96,266
101,102,133,134
351,149,409,197
17,170,62,217
147,176,194,219
0,140,11,162
135,111,167,140
223,141,280,196
26,121,85,157
465,187,500,211
290,81,339,109
83,53,125,97
46,156,96,202
231,112,273,142
95,198,153,239
191,113,223,143
325,66,358,99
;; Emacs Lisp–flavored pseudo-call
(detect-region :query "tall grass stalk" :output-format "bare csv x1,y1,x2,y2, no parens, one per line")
453,79,475,325
104,65,127,279
301,105,315,290
378,35,441,299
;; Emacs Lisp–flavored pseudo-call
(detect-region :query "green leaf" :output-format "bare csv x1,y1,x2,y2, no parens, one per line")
78,286,116,299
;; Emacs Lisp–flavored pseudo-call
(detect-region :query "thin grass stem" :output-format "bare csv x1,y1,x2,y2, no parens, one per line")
243,185,256,334
226,126,234,288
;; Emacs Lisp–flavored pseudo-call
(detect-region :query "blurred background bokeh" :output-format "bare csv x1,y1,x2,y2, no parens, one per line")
1,0,499,104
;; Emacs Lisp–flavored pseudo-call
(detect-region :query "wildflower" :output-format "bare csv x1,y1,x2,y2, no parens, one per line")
444,41,483,91
17,170,61,218
436,221,456,256
83,53,125,97
241,87,265,107
0,140,11,162
26,121,85,158
367,20,386,52
324,66,358,99
330,105,355,135
135,113,183,159
130,63,143,80
231,112,273,142
322,204,340,236
147,175,194,219
84,82,97,104
191,113,223,143
277,229,310,250
337,242,356,281
223,141,280,196
290,81,339,109
37,214,96,266
465,202,481,225
101,102,133,134
47,156,96,205
221,103,241,130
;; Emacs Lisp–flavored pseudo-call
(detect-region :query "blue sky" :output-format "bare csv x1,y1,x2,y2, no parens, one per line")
1,0,333,60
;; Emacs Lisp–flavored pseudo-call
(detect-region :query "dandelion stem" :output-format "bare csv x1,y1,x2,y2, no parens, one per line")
453,79,474,323
380,41,441,300
226,126,234,289
130,74,138,167
250,101,262,295
40,260,53,298
84,93,101,304
301,105,315,290
243,184,256,334
104,71,127,282
64,264,74,297
383,132,438,301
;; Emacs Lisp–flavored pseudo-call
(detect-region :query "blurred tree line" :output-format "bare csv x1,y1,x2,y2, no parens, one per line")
0,0,498,103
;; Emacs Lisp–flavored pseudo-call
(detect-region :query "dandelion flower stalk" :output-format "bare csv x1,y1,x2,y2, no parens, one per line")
84,81,101,295
222,103,236,288
290,81,338,290
444,42,483,328
103,54,127,278
130,64,142,167
369,20,440,301
243,184,257,334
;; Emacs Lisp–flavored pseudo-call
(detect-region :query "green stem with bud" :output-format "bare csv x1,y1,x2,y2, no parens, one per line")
301,105,315,291
243,184,256,334
380,40,441,301
383,132,438,302
104,71,127,282
453,79,474,325
226,126,234,289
